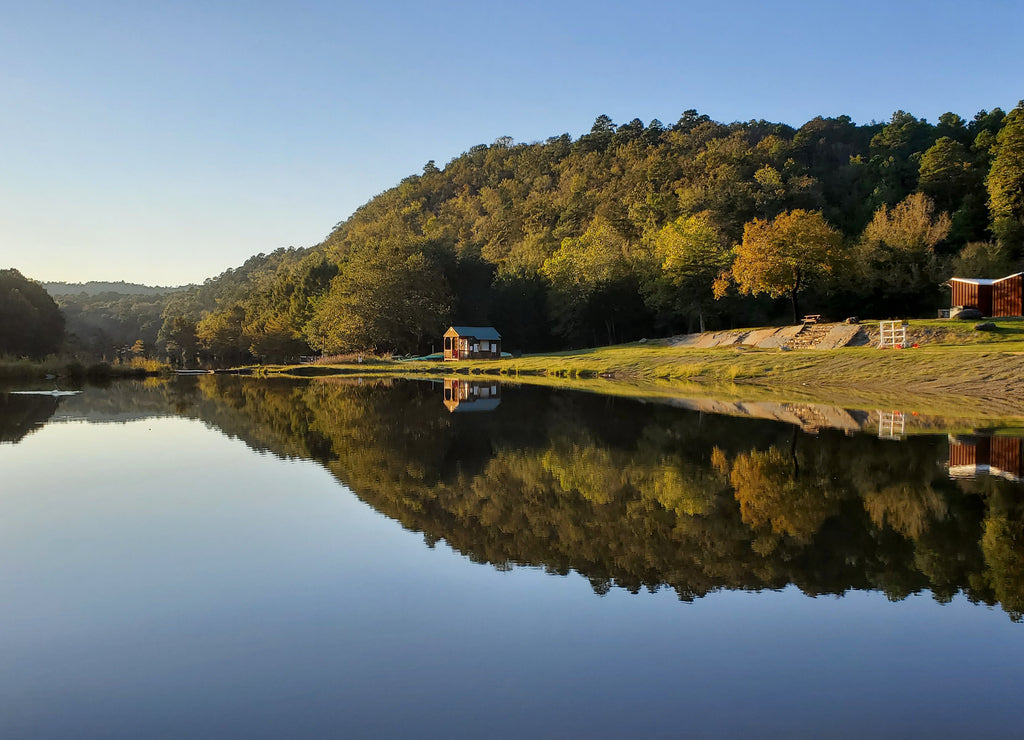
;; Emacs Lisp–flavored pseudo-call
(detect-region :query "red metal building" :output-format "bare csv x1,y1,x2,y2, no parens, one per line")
948,273,1023,317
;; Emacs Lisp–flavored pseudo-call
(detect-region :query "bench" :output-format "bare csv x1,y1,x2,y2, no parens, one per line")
801,314,822,324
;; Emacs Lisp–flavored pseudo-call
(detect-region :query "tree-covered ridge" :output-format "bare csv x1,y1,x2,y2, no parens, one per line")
146,102,1021,363
183,378,1024,621
44,246,330,363
20,102,1022,364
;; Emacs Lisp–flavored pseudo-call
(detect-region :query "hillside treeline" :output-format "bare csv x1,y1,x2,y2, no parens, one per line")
48,101,1024,364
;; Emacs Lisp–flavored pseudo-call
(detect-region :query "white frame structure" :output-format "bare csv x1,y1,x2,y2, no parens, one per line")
878,410,906,440
878,320,907,349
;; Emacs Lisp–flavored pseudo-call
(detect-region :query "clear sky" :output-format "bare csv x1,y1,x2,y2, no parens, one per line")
2,0,1021,285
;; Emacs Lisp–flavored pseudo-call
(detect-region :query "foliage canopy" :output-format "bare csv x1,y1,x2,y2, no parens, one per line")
35,101,1024,363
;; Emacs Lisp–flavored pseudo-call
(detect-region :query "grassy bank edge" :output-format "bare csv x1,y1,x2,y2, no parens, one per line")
0,357,171,383
256,339,1024,423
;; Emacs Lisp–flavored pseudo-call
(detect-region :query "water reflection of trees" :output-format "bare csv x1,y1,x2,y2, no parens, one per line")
0,393,59,442
16,376,1021,620
180,377,1024,619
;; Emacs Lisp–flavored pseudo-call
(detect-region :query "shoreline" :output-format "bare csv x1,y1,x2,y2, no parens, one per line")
258,333,1024,422
6,319,1023,424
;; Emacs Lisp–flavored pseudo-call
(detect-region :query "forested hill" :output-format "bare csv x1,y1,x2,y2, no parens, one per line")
49,248,315,361
98,103,1024,365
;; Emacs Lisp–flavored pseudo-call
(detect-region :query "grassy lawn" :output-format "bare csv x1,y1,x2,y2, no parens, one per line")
260,318,1024,421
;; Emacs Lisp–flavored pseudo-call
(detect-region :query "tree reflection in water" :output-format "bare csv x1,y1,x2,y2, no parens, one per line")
11,377,1024,620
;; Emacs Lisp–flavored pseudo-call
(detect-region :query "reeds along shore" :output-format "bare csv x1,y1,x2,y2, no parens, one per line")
0,357,168,383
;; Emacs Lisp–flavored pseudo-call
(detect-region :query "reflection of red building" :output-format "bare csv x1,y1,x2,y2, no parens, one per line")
948,435,1024,481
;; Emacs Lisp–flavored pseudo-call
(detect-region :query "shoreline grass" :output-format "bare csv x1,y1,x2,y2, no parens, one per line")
257,321,1024,422
0,356,172,383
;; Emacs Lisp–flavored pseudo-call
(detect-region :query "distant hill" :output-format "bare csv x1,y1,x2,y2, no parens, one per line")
42,280,192,297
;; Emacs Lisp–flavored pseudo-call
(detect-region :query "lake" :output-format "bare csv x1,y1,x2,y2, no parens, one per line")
2,377,1023,738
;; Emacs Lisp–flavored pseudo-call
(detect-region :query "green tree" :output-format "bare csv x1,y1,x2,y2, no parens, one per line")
245,313,306,363
196,305,249,366
646,214,731,332
305,242,450,355
717,209,843,322
158,314,198,368
541,217,640,344
858,193,951,314
953,241,1016,278
577,114,617,152
0,269,64,357
935,112,971,144
918,137,973,213
869,110,935,206
862,192,951,252
987,100,1024,255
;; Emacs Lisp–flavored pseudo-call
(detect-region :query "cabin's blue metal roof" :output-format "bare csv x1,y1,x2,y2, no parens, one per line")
447,326,501,340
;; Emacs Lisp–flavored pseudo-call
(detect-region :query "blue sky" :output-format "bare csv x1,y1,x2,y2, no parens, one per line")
2,0,1021,285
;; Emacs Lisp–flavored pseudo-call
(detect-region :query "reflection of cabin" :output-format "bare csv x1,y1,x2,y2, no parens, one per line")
948,273,1024,317
443,326,501,361
948,435,1024,481
443,378,501,413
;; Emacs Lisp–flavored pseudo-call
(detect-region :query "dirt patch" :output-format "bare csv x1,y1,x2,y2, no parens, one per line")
814,324,863,349
743,328,780,346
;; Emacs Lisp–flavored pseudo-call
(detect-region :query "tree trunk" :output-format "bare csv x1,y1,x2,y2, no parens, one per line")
791,271,802,324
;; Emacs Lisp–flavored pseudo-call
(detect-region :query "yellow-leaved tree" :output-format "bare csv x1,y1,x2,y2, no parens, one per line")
715,209,843,322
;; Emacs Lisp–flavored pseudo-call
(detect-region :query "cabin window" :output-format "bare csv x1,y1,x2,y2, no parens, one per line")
480,341,490,352
444,337,451,350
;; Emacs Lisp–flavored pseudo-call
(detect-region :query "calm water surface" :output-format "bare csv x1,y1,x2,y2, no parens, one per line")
1,378,1023,738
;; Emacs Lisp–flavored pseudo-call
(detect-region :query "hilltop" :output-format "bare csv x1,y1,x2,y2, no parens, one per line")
42,280,190,297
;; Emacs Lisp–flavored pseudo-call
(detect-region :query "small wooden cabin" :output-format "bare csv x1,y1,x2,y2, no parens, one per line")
443,326,501,361
948,273,1024,317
